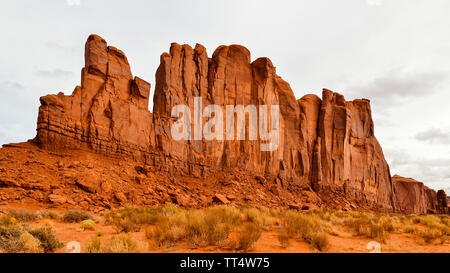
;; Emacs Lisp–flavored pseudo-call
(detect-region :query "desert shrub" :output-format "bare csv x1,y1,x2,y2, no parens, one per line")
243,208,271,230
8,210,39,222
36,210,60,220
87,234,146,253
184,210,214,246
19,232,42,253
404,225,417,234
81,220,95,230
158,203,182,215
62,210,93,223
147,206,240,248
208,206,241,226
309,231,329,251
0,215,18,226
378,216,396,232
418,228,443,244
344,213,395,243
86,237,102,253
107,206,161,233
149,219,186,248
310,207,337,222
0,223,62,253
407,215,450,236
281,211,330,251
184,208,237,247
29,226,64,252
238,223,262,252
439,216,449,226
0,225,25,252
111,217,139,233
281,212,322,239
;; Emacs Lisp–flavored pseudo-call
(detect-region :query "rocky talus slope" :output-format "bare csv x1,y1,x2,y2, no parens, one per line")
0,35,447,214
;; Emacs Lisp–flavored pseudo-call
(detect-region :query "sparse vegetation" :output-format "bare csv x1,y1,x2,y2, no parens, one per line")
279,211,330,251
62,210,93,223
19,232,42,253
7,210,39,222
81,219,96,230
86,234,147,253
0,206,448,253
28,225,64,252
0,220,62,253
237,223,262,252
343,212,396,243
105,205,161,232
418,228,443,244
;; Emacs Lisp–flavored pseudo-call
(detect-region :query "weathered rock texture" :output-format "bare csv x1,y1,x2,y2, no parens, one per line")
25,35,447,213
392,175,448,214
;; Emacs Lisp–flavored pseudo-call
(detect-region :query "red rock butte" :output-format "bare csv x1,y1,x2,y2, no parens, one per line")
0,34,448,214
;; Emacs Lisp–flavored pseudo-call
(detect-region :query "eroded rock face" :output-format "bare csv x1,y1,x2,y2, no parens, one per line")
392,175,448,214
311,90,395,211
36,34,155,161
33,34,447,213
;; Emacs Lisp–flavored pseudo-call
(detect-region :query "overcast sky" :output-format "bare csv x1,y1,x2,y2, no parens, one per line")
1,0,449,192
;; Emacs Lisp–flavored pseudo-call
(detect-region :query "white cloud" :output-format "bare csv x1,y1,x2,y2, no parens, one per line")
415,128,450,144
367,0,383,6
66,0,81,6
35,68,73,78
345,69,447,109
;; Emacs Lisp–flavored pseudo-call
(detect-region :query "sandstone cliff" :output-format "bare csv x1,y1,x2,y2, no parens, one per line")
392,175,448,214
0,34,440,214
32,34,401,212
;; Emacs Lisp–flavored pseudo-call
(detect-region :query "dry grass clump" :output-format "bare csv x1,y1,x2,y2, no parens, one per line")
105,205,162,233
403,225,417,234
418,228,444,244
7,210,40,222
86,234,147,253
5,210,61,223
309,231,329,251
398,214,450,244
344,212,395,243
62,210,93,223
280,211,330,251
147,214,187,248
310,207,345,222
236,223,262,252
145,205,243,249
242,208,271,230
36,210,60,220
187,206,242,247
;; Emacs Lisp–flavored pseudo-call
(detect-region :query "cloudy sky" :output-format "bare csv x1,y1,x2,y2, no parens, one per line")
1,0,449,191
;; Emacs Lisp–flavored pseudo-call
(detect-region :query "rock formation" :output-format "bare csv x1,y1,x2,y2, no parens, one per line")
392,175,448,214
1,34,444,214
